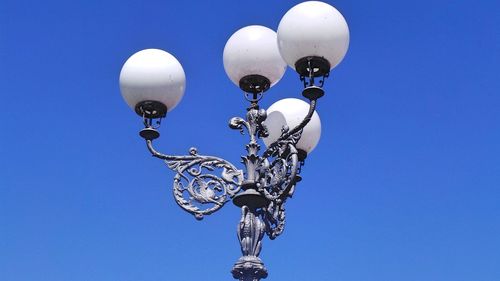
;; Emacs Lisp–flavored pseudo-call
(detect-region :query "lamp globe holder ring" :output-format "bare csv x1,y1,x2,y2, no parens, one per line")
294,56,331,78
134,100,168,119
239,74,271,94
139,127,160,141
302,86,325,100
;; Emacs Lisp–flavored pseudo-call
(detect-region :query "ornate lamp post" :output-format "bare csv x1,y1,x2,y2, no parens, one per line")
119,1,349,280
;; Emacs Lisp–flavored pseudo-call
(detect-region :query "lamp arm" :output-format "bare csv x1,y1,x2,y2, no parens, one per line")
262,98,317,158
144,139,244,220
281,98,317,140
146,139,196,161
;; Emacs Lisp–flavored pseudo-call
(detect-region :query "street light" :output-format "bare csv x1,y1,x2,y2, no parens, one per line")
119,1,349,280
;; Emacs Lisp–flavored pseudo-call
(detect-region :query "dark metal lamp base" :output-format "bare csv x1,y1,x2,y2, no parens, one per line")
295,56,331,78
239,75,271,94
232,256,268,281
233,189,269,209
302,86,324,100
139,127,160,140
135,100,168,119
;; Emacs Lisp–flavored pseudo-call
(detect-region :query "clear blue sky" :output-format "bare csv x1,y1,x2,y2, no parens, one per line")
1,0,499,280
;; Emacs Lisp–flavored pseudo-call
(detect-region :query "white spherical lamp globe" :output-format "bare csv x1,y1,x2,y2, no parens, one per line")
119,49,186,115
277,1,349,70
223,25,286,92
263,98,321,154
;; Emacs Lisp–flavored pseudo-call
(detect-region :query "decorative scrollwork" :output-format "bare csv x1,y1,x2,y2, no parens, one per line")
229,107,268,141
153,146,243,220
257,143,299,202
260,200,286,240
254,144,296,241
229,117,248,135
256,135,300,240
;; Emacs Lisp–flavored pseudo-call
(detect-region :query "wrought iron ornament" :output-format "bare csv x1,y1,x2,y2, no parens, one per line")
138,59,327,280
118,1,352,278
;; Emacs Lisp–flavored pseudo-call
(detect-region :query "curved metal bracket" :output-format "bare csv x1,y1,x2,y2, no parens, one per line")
146,140,244,220
263,98,317,158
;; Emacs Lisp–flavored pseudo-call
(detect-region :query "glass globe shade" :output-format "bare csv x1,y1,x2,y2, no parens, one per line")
119,49,186,113
223,25,286,89
277,1,350,70
263,98,321,154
